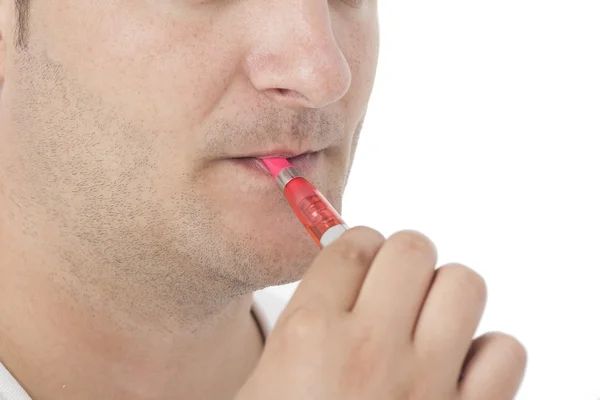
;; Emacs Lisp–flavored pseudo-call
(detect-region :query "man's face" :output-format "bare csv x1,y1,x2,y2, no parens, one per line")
0,1,379,294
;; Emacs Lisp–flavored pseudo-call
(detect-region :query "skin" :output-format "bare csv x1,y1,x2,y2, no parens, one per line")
236,229,528,400
0,0,379,399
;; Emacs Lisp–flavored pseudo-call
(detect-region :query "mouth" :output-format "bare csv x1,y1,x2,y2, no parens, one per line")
230,151,321,177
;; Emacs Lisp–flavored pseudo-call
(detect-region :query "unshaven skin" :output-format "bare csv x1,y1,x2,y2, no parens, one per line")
0,0,379,399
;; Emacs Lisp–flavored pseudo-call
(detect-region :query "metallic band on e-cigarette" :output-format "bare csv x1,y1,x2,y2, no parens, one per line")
319,223,349,248
276,166,303,190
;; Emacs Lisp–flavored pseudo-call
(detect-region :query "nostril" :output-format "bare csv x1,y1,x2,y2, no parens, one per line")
263,88,312,107
269,88,307,100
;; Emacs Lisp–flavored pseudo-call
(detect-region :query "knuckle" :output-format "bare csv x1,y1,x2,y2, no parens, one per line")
336,244,374,267
440,263,487,304
333,226,385,265
345,226,387,246
387,230,437,260
487,332,528,368
279,306,329,344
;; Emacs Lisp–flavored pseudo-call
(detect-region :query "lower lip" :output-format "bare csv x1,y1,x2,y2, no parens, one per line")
230,152,320,178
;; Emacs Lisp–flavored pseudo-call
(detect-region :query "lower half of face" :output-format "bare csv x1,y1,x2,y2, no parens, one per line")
0,0,379,300
2,105,356,297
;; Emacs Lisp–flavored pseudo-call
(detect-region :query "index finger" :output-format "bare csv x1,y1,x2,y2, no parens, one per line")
282,226,385,317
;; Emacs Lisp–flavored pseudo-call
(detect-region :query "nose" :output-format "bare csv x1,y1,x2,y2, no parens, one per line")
244,1,352,109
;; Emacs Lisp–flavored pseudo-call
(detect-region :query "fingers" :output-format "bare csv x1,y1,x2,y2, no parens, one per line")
283,226,386,316
413,264,487,385
353,230,437,341
459,332,528,400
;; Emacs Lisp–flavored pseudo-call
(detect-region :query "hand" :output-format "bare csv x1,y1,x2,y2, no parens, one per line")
236,227,527,400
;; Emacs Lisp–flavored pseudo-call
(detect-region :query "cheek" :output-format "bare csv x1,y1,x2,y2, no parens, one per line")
334,13,379,118
353,25,379,102
35,1,240,129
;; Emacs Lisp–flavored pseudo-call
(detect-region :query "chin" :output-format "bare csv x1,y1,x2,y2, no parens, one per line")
215,220,321,291
183,185,340,291
258,228,319,286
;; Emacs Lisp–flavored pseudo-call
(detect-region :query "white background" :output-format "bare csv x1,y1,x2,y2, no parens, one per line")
265,1,600,399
